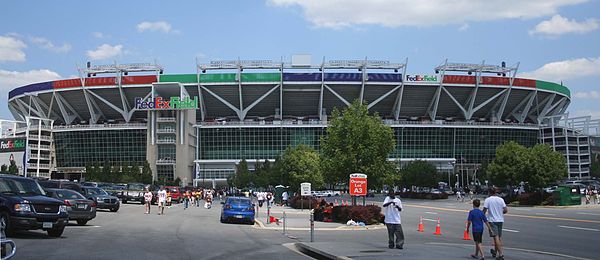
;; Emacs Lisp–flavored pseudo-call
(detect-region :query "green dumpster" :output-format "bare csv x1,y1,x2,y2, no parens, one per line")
552,186,581,206
274,185,288,205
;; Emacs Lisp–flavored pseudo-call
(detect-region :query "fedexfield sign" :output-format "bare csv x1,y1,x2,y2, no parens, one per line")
134,96,198,110
405,74,439,82
0,138,26,152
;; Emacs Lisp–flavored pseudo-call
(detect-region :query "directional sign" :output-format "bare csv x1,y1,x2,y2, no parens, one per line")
349,173,367,196
300,182,311,196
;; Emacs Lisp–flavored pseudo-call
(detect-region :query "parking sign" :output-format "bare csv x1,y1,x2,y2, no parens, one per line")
349,173,367,196
300,182,311,196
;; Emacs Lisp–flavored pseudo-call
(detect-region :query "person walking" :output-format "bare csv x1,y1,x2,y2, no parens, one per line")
282,191,289,206
382,190,404,249
158,186,167,215
183,190,190,210
467,199,493,260
144,187,153,214
483,188,508,260
257,192,265,207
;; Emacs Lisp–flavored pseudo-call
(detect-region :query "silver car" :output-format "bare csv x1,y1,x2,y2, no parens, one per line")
46,188,97,226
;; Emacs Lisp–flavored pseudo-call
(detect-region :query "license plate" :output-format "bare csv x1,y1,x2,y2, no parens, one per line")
43,222,53,228
77,204,86,209
235,215,243,219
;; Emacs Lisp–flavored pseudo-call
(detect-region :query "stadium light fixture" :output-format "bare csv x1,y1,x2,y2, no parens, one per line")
434,61,517,76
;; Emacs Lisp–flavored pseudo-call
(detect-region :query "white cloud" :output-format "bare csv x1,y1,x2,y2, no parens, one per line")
136,21,172,33
573,91,600,100
92,32,106,39
519,57,600,82
0,69,61,107
29,36,71,53
86,44,123,60
0,35,27,62
267,0,587,28
530,15,598,36
458,24,469,31
569,109,600,119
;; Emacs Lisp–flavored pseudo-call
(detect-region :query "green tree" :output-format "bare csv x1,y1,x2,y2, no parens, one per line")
253,159,271,189
1,164,8,174
231,159,251,188
524,144,567,191
320,100,396,188
400,160,437,189
486,141,529,187
141,161,153,184
591,154,600,179
280,144,324,192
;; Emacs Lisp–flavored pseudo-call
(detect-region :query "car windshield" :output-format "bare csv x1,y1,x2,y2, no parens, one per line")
87,187,108,195
129,184,145,191
227,198,251,206
98,183,112,189
0,178,46,196
55,189,86,199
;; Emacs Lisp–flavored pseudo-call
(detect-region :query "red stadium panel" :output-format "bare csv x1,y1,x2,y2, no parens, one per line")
122,75,157,85
481,76,510,86
442,75,476,84
513,78,536,88
53,79,82,89
85,77,117,86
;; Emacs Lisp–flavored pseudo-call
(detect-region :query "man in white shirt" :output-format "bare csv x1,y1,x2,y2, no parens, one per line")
382,190,404,249
157,187,167,215
483,188,508,259
143,187,153,214
282,191,289,206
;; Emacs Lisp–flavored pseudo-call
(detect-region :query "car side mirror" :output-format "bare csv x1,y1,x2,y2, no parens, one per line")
220,201,225,205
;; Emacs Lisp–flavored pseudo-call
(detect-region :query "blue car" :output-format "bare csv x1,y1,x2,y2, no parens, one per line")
220,197,255,224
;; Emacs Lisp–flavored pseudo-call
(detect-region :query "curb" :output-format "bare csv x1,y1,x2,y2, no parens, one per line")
253,219,386,231
295,243,352,260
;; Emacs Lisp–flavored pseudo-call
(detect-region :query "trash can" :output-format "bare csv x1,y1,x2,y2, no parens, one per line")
552,186,581,206
274,185,288,205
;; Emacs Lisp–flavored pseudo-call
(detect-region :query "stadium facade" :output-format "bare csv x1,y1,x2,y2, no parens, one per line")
2,56,593,187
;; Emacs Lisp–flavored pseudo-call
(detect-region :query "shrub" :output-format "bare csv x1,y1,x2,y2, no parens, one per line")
517,192,553,206
330,205,382,225
289,195,319,209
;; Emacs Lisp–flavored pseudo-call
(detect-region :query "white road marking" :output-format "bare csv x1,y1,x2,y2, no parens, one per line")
577,212,600,216
425,211,438,215
535,213,556,216
423,218,437,222
511,208,531,211
68,225,101,228
558,225,600,232
503,228,520,233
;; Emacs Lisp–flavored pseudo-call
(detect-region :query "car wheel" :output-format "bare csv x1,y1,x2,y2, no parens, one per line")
0,211,15,237
327,194,331,197
47,226,65,237
110,207,119,212
76,219,88,226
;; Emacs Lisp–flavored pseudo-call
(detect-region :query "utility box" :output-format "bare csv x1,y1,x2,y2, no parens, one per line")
274,185,288,205
552,186,581,206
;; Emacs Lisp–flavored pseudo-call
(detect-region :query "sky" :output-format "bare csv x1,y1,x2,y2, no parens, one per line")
1,0,599,120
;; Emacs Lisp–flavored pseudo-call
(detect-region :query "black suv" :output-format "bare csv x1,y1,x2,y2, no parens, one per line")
0,175,69,237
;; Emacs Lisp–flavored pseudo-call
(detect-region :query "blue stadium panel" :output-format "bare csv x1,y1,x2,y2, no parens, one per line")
8,81,53,99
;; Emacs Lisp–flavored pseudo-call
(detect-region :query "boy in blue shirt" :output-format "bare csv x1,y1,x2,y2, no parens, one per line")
467,199,493,259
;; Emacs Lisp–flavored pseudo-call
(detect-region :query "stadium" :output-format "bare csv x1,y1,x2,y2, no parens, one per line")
2,56,588,187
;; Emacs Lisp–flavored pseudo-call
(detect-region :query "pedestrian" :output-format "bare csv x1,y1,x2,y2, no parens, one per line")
195,189,201,207
382,190,404,249
183,190,190,210
257,192,265,207
483,188,508,260
457,187,464,202
158,186,167,215
593,187,599,204
144,187,153,214
205,189,213,209
282,191,289,206
467,199,493,260
266,192,273,208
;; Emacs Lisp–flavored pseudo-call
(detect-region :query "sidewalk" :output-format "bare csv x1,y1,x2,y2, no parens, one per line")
253,204,385,231
294,241,583,260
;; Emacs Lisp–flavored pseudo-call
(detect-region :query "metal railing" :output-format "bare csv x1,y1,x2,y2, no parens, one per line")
198,119,538,128
156,139,176,144
156,159,176,165
157,128,176,133
53,123,146,130
157,118,176,122
29,144,51,150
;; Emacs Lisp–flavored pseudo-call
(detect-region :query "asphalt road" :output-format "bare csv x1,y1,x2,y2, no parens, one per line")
8,195,600,260
9,200,307,260
280,194,600,259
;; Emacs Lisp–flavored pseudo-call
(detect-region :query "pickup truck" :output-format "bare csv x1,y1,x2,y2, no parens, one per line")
120,183,146,204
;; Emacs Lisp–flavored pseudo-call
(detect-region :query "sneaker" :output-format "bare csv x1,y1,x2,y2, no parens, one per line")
496,255,504,260
396,246,403,250
490,249,496,258
388,245,394,249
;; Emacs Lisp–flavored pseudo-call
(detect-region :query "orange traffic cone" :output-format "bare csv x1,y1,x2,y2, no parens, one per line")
463,221,471,240
334,199,339,206
417,217,425,232
433,218,442,235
